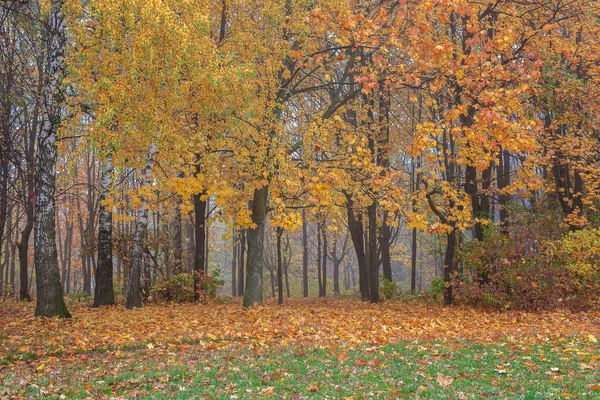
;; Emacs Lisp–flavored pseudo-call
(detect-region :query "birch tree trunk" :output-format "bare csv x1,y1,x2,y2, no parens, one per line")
126,143,157,309
93,155,114,307
34,0,69,318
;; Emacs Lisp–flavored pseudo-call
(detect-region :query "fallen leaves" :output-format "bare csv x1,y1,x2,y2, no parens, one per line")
1,298,599,365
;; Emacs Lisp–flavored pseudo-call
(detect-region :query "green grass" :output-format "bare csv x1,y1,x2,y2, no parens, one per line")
2,339,599,399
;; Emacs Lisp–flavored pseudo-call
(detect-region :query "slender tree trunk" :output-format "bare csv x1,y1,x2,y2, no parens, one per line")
367,203,379,303
379,215,392,282
231,232,237,296
276,227,283,304
238,229,245,296
34,0,70,317
443,228,457,306
193,193,206,302
126,143,156,309
171,201,183,276
317,224,322,296
243,186,268,307
320,224,327,298
333,261,340,295
204,197,209,273
284,234,291,298
346,194,369,300
410,156,420,294
93,156,115,307
302,209,308,297
497,149,511,233
277,228,283,304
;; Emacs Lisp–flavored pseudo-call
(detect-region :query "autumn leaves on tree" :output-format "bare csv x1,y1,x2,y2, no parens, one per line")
1,0,599,316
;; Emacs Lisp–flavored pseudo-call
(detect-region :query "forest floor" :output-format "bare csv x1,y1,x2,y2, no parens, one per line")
1,298,600,399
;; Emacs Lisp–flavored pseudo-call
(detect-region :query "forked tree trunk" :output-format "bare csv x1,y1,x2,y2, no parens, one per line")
93,156,115,307
345,193,369,300
34,0,70,318
243,185,268,307
126,143,156,309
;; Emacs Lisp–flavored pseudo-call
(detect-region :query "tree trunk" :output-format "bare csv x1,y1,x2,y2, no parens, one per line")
243,185,268,307
18,215,32,302
443,228,457,306
238,229,245,296
379,214,392,282
126,143,156,309
93,156,115,307
231,232,237,296
320,223,327,297
367,203,379,303
284,233,291,298
301,209,308,297
171,201,183,276
34,0,70,317
193,193,206,302
204,197,210,273
345,193,369,300
276,227,283,305
317,224,322,296
497,149,511,233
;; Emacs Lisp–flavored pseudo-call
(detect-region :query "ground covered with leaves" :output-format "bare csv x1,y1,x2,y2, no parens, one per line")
1,298,600,398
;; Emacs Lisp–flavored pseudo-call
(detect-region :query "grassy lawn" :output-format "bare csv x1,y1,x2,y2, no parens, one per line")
2,339,600,399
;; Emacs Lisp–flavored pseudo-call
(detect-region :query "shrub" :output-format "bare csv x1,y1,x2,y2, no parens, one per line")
195,269,224,302
379,275,398,301
429,277,446,300
151,270,224,304
456,208,600,310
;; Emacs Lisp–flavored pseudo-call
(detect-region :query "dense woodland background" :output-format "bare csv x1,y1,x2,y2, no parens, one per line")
1,0,599,317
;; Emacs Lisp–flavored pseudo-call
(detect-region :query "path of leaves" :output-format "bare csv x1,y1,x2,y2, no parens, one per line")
2,298,599,364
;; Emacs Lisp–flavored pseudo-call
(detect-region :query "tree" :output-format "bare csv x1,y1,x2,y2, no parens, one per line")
34,0,70,318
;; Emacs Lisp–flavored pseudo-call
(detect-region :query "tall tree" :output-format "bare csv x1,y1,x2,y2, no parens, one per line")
93,154,114,307
34,0,70,318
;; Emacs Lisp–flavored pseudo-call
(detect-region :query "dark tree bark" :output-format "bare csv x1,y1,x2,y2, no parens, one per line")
18,214,32,302
231,231,237,296
345,193,369,300
379,214,392,282
320,223,327,298
301,209,308,297
93,156,115,307
367,203,379,303
170,200,183,276
497,148,511,232
276,227,283,304
238,229,245,296
443,229,457,306
329,234,349,296
193,192,206,301
283,233,291,298
243,185,268,307
316,223,322,296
